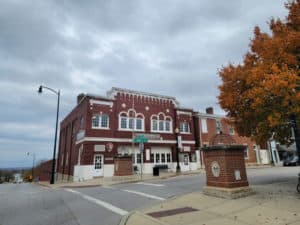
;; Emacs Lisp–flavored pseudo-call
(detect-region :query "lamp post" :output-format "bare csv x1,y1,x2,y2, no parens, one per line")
38,85,60,184
26,152,35,182
175,128,181,173
290,114,300,164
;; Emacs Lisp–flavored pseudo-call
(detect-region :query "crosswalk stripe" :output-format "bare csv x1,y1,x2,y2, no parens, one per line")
123,189,166,200
65,189,128,216
136,182,165,187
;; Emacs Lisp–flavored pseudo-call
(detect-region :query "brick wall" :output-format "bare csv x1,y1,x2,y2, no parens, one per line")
203,147,249,188
35,159,52,182
197,114,261,164
57,89,196,178
114,157,133,176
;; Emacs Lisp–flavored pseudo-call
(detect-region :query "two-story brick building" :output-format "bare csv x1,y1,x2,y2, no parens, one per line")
57,87,197,181
193,107,271,168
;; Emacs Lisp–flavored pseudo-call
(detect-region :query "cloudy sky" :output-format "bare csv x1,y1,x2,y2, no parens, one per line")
0,0,288,168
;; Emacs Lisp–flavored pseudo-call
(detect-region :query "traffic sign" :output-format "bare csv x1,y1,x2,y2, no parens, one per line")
133,135,148,143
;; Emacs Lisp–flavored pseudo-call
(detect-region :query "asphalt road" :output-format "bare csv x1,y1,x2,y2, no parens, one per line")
0,167,298,225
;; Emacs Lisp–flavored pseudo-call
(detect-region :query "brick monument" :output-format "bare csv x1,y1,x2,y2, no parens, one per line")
114,156,133,176
203,133,254,199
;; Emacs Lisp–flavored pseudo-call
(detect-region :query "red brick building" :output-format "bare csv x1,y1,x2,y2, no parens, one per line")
193,107,270,168
35,159,52,182
57,88,197,181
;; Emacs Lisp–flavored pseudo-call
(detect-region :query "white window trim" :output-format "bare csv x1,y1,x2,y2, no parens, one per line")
118,113,145,132
92,114,110,129
150,114,173,133
179,122,191,134
201,118,208,133
243,143,249,159
228,125,235,135
216,120,222,133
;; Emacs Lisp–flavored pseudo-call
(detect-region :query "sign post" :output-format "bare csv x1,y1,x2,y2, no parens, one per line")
133,135,148,180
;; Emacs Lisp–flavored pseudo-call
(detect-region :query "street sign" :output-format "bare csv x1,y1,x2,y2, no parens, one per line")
133,135,148,143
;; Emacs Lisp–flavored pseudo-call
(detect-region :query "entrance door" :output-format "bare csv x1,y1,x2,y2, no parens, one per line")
93,154,104,177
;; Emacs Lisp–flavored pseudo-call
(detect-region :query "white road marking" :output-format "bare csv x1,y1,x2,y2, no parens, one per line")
136,182,165,187
65,189,128,216
123,190,166,200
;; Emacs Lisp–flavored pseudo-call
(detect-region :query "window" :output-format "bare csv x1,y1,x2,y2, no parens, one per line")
180,122,190,133
92,114,109,129
201,118,207,133
101,114,109,128
155,153,160,163
167,153,171,162
152,119,158,131
244,145,249,159
216,120,222,133
151,114,172,133
165,119,171,132
136,118,142,130
137,153,141,163
92,115,99,127
121,117,127,129
228,125,235,135
161,154,166,163
119,110,144,131
150,153,154,163
159,120,164,131
94,155,102,169
129,118,134,129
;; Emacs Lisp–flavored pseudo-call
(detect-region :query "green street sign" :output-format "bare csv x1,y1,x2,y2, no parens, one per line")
133,135,148,143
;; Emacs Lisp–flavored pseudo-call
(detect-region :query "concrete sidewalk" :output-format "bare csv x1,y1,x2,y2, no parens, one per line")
121,180,300,225
38,169,205,189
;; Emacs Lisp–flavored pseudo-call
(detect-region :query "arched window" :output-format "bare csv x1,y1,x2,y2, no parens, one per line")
119,110,144,131
151,113,172,133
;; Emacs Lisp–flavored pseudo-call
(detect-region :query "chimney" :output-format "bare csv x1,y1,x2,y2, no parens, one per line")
77,93,85,104
206,107,214,115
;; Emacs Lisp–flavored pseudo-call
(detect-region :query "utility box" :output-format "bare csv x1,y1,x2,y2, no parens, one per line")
202,133,254,199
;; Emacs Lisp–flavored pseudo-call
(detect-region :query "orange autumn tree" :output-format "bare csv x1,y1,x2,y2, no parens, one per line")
218,0,300,149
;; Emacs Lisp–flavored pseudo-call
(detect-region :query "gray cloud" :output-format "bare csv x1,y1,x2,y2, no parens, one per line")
0,0,287,167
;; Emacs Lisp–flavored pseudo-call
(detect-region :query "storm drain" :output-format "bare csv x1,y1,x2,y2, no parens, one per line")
147,207,199,218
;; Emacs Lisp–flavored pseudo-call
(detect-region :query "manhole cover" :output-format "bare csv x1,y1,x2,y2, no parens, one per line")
147,207,198,218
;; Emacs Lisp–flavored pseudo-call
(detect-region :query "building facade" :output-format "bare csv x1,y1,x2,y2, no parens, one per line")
194,107,270,168
57,88,197,181
57,88,270,181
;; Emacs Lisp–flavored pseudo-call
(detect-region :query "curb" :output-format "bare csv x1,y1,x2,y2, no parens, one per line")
37,170,205,189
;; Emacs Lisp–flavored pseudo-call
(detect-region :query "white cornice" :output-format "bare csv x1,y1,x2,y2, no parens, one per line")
107,87,180,107
177,110,192,116
90,99,113,107
194,112,225,120
76,137,195,145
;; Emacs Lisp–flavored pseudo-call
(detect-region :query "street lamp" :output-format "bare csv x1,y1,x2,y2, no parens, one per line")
290,114,300,164
38,85,60,184
175,128,181,173
26,152,35,182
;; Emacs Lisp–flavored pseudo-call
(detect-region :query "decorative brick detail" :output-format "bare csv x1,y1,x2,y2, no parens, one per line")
209,132,236,145
203,145,249,188
114,156,133,176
